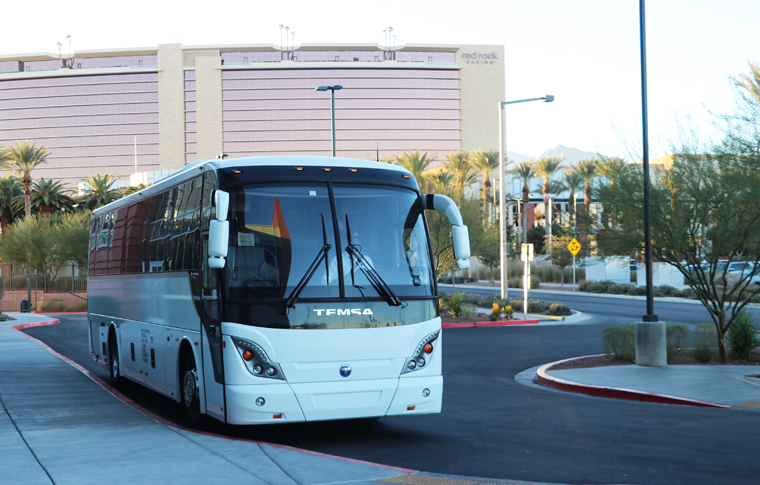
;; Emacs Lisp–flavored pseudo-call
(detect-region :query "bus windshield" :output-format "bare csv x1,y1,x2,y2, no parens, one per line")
225,183,435,302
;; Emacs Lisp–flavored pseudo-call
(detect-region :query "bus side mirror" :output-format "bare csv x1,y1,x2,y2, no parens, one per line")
208,219,229,269
214,190,229,221
422,194,471,270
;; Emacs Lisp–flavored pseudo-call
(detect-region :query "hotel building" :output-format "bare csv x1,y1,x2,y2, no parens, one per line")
0,43,504,187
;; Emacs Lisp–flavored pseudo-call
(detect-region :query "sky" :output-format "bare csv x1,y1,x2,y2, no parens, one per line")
3,0,758,160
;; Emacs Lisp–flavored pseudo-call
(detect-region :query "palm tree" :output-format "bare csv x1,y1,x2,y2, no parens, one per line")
392,150,435,191
122,183,151,197
563,169,585,227
533,157,563,208
1,140,49,217
78,174,122,211
0,175,22,236
469,148,500,225
425,168,454,196
509,161,536,244
596,156,628,225
596,156,627,189
573,158,598,236
731,60,760,104
442,151,477,200
31,178,76,217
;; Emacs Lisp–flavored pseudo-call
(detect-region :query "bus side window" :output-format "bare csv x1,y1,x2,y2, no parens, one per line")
184,177,203,270
168,184,186,271
90,216,101,251
97,214,109,248
148,191,171,272
201,172,217,229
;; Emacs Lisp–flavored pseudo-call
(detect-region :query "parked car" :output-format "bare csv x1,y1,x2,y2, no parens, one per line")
728,261,751,274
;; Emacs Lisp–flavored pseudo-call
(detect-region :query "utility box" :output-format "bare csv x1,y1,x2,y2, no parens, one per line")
637,263,684,287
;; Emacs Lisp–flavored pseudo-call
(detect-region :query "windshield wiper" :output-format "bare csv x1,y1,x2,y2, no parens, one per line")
284,214,331,310
345,215,404,307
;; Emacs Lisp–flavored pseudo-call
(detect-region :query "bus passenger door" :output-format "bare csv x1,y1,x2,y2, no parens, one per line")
199,235,226,422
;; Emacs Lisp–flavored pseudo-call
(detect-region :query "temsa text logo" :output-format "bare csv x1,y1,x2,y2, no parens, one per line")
313,308,374,316
460,51,498,65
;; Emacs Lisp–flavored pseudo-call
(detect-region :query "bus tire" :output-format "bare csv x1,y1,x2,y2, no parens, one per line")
180,350,202,426
108,332,122,387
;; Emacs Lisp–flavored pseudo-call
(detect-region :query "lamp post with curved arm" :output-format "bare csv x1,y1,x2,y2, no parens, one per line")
315,85,343,157
498,95,554,299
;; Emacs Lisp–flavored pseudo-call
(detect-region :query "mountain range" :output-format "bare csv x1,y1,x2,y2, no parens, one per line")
507,145,605,167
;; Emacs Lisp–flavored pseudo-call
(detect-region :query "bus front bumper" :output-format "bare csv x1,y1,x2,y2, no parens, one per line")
225,374,442,425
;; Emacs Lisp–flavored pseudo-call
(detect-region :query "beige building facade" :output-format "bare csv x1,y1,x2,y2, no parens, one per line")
0,43,505,186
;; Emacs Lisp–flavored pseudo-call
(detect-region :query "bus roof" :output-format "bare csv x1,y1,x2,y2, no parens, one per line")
93,156,412,216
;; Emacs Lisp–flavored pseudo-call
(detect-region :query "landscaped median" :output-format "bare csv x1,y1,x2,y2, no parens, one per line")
442,318,540,329
439,291,574,328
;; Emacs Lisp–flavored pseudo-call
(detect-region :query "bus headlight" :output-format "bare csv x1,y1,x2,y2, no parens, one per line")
231,338,286,380
402,331,439,374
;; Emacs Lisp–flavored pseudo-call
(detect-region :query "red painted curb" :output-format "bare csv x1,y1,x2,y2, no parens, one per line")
474,320,540,327
536,355,731,409
443,319,540,328
10,317,419,474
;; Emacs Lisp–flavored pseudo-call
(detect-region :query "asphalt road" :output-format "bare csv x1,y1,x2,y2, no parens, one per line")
443,284,760,325
22,308,760,485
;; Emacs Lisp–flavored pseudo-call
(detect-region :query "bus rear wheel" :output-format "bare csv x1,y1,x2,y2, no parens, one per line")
180,351,202,426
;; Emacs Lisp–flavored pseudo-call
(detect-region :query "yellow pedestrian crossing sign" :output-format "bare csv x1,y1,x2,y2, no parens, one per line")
568,238,581,256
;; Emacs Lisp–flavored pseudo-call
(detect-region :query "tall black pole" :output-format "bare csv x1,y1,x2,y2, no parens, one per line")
640,0,657,322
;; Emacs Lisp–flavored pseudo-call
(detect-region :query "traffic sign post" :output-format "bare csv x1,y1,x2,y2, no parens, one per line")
568,238,581,291
520,244,533,319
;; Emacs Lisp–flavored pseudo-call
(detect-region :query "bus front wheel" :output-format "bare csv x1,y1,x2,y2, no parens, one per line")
180,351,202,426
108,333,122,387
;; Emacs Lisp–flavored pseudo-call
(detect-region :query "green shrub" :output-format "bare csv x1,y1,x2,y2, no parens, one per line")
586,281,609,293
460,304,478,321
532,264,560,283
546,302,572,316
629,286,647,296
68,302,88,312
509,298,523,312
666,324,690,363
0,313,8,321
438,275,478,284
515,275,540,289
608,283,630,294
728,310,759,359
507,277,521,289
40,301,64,312
578,280,593,292
447,293,465,317
527,299,547,313
602,323,635,361
694,323,717,363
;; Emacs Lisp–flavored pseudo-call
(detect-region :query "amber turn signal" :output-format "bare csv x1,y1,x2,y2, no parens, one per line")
423,343,433,354
242,349,254,361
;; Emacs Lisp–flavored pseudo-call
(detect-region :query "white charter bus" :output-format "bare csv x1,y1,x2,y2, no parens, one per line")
88,156,470,425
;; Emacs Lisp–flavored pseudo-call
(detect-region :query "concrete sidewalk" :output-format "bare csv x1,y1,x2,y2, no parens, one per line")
0,313,415,485
2,313,566,485
538,357,760,409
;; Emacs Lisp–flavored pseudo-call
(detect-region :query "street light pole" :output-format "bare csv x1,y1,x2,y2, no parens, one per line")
498,95,554,300
315,85,343,157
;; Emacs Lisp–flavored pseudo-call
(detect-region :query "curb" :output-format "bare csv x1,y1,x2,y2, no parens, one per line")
535,355,731,409
443,319,540,328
